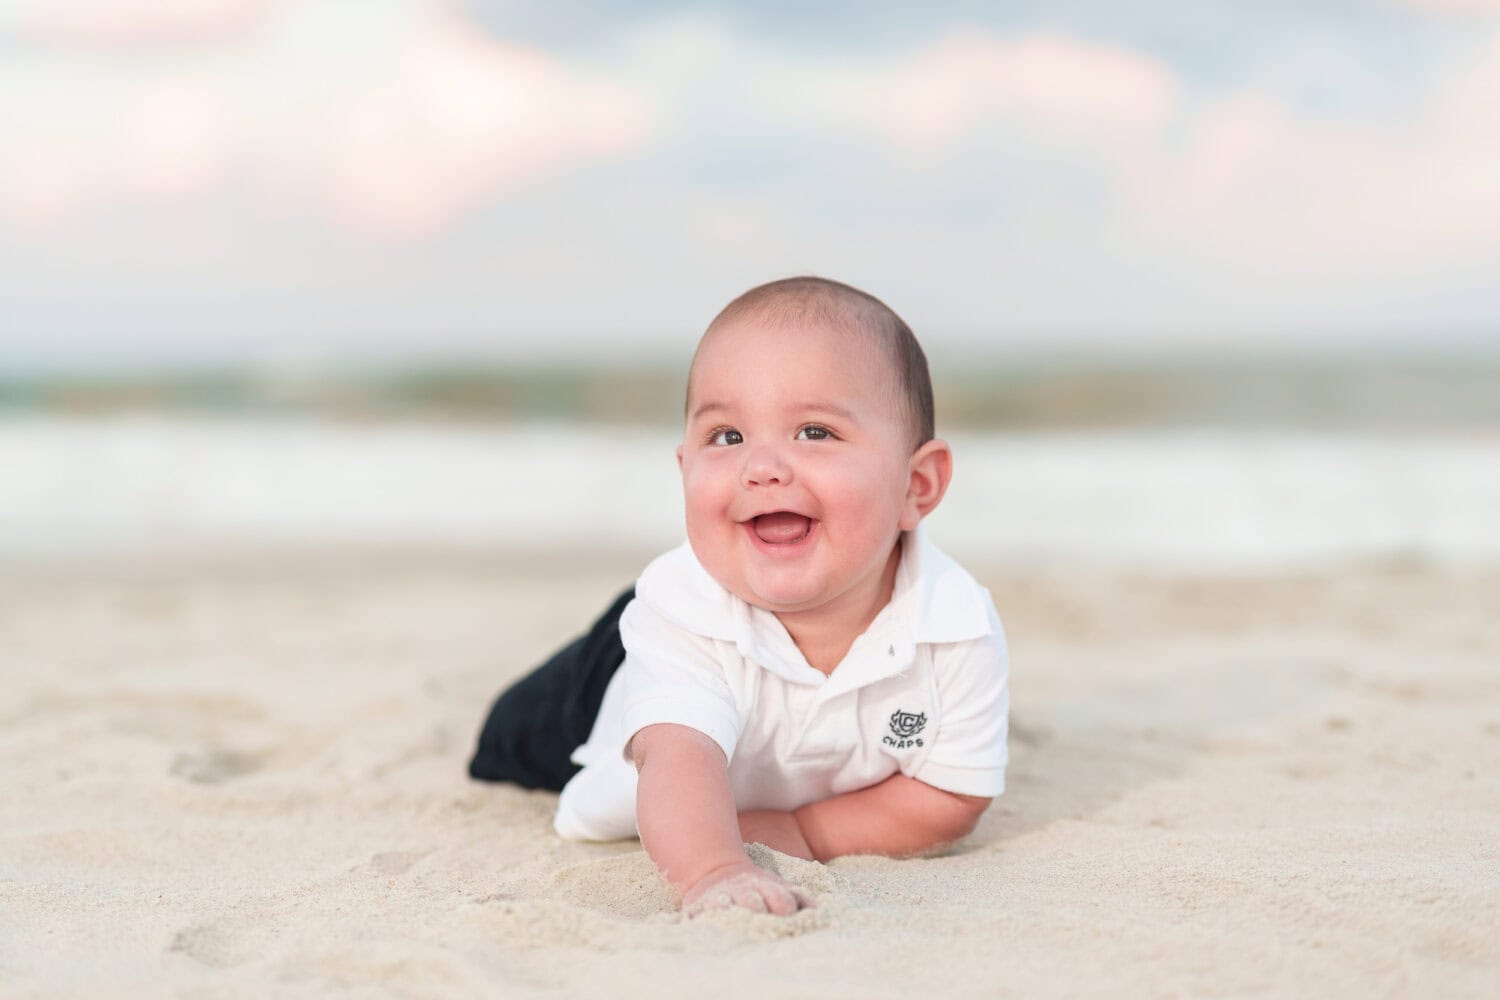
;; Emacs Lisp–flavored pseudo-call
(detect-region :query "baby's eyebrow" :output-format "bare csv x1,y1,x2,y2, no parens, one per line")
800,402,858,422
688,401,729,422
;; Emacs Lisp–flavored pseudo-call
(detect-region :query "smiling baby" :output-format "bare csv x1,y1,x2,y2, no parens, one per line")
469,276,1010,916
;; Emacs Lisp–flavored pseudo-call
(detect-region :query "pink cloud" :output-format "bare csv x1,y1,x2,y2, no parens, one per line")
801,21,1500,273
851,29,1180,148
321,12,655,235
13,0,277,49
1128,29,1500,270
0,2,657,236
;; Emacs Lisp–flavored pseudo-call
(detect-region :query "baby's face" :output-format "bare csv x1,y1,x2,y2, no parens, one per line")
677,316,920,622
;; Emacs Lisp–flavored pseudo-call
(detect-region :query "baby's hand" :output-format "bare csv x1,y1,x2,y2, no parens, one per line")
681,860,815,918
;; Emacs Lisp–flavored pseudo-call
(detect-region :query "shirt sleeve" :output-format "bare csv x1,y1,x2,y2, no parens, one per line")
912,601,1010,797
613,597,745,765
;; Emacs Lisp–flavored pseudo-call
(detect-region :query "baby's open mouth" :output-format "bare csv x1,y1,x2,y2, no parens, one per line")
752,512,813,544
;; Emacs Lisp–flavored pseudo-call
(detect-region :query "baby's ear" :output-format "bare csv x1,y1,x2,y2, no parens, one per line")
675,443,685,471
901,439,953,530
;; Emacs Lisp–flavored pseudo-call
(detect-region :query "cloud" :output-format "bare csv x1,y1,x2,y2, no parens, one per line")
314,12,656,234
668,19,1500,278
3,5,1497,355
1131,28,1500,271
8,0,277,49
0,0,658,234
837,30,1180,149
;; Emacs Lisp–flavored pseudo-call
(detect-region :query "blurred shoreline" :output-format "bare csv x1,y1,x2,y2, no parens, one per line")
2,356,1497,431
4,418,1496,571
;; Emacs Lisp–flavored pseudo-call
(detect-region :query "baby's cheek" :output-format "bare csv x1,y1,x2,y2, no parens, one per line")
679,479,710,518
683,494,724,536
682,467,724,508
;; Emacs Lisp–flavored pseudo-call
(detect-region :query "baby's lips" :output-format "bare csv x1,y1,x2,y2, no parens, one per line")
751,511,813,544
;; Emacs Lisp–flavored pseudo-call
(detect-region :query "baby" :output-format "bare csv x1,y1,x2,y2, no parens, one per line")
470,276,1009,916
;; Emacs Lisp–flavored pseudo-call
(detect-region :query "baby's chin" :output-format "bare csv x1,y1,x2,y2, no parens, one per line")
727,575,832,616
688,541,835,613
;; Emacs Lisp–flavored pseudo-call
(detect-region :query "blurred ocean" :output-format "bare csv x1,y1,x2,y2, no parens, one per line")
3,416,1496,570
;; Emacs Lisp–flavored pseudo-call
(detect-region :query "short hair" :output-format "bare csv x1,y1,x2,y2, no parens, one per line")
693,276,935,447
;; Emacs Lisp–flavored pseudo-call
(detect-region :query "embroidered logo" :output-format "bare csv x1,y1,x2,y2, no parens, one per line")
883,710,927,749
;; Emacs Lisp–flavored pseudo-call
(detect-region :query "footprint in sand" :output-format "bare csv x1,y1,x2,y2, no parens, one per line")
550,851,675,919
367,850,429,876
169,747,267,784
166,919,257,967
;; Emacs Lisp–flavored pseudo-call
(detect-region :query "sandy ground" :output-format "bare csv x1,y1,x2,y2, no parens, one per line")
2,547,1497,998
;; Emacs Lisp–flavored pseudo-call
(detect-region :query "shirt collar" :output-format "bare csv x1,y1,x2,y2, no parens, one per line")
903,523,996,644
634,524,994,685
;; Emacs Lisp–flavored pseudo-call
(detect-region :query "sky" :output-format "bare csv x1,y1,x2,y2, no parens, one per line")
2,0,1499,373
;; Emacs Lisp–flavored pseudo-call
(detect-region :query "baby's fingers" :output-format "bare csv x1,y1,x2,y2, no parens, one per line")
761,887,796,916
736,876,813,916
684,870,812,918
728,881,770,914
757,879,815,916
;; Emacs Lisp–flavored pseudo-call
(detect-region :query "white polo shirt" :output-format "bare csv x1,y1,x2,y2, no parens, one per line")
553,527,1009,842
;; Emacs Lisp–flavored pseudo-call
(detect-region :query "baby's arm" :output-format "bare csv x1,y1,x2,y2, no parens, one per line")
631,723,814,915
780,773,990,861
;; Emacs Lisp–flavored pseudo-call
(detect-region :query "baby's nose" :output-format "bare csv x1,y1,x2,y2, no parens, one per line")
740,445,793,487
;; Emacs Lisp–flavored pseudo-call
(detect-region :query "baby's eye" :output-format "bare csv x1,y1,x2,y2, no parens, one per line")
795,424,832,441
709,428,744,446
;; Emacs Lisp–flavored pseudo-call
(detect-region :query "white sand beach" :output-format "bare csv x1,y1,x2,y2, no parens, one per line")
3,545,1497,997
2,420,1497,997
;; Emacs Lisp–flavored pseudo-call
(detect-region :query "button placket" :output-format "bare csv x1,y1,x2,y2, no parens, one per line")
781,680,822,759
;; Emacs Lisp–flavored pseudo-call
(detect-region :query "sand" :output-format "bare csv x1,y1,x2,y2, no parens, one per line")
2,546,1497,998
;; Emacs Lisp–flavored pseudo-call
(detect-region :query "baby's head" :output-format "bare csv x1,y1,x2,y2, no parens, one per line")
696,277,936,450
677,276,953,628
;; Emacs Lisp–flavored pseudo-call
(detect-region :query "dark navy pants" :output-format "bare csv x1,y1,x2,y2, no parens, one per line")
468,588,634,792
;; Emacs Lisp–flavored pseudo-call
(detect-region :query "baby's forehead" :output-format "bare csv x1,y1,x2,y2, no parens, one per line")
684,315,910,438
